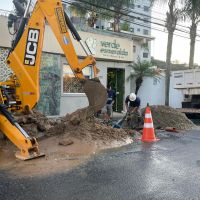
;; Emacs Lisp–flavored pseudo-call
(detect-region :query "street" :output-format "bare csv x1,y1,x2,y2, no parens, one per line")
1,0,200,199
1,129,200,200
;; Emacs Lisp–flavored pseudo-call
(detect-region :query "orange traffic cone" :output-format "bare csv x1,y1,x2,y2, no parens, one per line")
141,105,159,142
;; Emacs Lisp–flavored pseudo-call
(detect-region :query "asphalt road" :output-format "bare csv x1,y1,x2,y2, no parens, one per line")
1,129,200,200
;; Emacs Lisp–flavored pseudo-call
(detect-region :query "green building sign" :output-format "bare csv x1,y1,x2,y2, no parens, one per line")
100,39,129,59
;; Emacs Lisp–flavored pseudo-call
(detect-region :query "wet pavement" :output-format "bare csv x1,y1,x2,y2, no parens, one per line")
1,129,200,200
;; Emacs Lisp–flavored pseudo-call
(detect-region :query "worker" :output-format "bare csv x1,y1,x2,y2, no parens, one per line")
125,93,141,116
125,93,142,127
106,85,116,119
95,85,115,123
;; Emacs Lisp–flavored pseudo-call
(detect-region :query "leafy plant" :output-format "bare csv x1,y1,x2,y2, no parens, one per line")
127,58,161,94
69,0,110,27
107,0,134,32
120,21,130,31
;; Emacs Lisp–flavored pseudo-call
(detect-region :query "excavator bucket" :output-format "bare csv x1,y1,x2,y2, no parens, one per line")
82,78,107,114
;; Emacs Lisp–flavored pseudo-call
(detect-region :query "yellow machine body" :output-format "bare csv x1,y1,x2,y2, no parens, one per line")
0,0,106,160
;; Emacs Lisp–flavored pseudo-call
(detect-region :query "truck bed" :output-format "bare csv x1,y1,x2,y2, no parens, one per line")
177,108,200,114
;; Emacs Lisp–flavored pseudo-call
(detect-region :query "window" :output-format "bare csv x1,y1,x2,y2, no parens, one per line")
130,4,135,9
137,5,141,8
144,6,149,12
130,28,134,32
137,28,140,32
133,45,136,53
143,52,149,58
63,64,92,93
143,17,149,23
143,29,149,35
153,78,158,85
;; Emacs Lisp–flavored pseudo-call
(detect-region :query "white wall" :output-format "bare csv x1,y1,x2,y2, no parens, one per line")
136,74,184,108
137,76,165,108
0,16,12,47
60,94,89,116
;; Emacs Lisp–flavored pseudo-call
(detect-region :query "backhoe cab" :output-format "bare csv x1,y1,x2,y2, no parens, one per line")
0,0,106,160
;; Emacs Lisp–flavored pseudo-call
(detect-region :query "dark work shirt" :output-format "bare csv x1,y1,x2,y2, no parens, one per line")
107,89,116,104
125,96,141,108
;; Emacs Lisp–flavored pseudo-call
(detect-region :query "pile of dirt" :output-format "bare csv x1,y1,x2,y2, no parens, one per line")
49,117,134,142
11,105,195,141
144,105,195,130
12,109,134,142
13,110,55,137
0,108,135,177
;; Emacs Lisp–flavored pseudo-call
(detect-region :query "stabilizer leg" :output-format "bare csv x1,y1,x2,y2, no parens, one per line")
0,106,44,160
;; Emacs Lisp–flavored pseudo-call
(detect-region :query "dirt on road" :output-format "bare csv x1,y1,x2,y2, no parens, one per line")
0,136,133,178
0,105,195,177
0,108,134,177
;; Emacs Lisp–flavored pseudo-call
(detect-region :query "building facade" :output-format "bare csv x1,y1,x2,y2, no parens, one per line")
0,4,159,116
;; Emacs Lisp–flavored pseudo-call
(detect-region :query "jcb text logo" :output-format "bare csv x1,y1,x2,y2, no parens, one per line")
24,28,40,66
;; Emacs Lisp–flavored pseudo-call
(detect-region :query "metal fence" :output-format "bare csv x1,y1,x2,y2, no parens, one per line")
0,9,12,17
0,47,13,82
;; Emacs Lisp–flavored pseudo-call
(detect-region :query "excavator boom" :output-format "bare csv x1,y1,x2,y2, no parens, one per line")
7,0,106,112
0,0,106,160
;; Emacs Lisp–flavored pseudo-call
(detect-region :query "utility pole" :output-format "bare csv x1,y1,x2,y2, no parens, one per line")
8,0,27,32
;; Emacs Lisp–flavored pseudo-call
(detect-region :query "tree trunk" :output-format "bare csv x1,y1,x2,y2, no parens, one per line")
87,10,97,27
165,30,173,106
135,77,143,95
113,14,120,32
189,22,197,69
165,0,176,106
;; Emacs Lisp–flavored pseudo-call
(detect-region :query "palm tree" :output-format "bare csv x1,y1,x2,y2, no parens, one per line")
69,0,134,32
183,0,200,68
151,0,183,106
107,0,134,32
127,58,161,95
165,0,179,106
69,0,108,27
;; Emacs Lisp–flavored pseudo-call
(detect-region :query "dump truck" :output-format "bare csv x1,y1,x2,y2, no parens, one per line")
173,69,200,115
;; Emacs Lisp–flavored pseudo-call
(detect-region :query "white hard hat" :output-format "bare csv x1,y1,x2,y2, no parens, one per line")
129,93,136,101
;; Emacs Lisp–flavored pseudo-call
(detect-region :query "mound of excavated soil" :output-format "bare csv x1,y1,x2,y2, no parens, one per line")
144,105,195,130
0,108,135,178
12,109,134,142
48,118,131,141
11,105,195,141
13,110,55,137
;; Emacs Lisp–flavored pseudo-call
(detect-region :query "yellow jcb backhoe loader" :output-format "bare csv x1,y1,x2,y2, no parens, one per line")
0,0,107,160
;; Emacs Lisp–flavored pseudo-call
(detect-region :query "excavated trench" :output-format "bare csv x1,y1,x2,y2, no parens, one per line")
0,105,196,177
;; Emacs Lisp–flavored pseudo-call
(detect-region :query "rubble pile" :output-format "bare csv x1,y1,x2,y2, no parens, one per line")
9,105,196,142
47,107,134,141
146,105,195,130
12,109,133,142
13,110,55,137
50,119,131,141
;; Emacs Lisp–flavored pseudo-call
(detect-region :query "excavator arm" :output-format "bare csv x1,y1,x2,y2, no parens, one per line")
7,0,107,111
0,0,106,160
